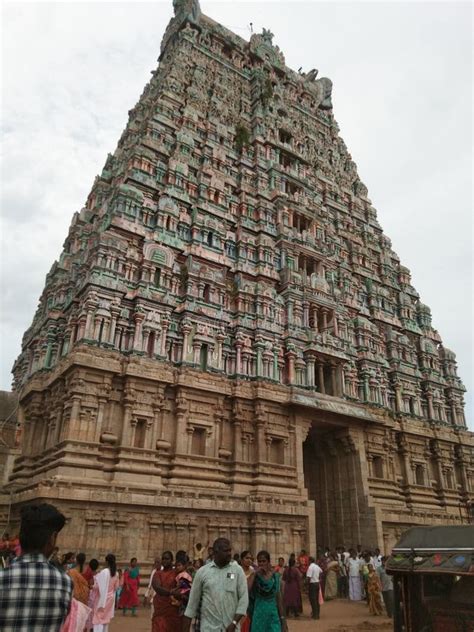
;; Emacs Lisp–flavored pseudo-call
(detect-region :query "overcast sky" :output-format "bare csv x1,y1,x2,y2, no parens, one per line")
1,1,472,428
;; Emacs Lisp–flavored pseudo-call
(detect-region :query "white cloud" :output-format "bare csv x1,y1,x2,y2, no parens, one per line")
1,1,472,427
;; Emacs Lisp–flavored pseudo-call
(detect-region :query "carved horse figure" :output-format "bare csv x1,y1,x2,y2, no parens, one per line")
173,0,201,23
301,69,333,110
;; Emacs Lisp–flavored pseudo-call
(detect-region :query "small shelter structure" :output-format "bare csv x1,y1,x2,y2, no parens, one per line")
386,526,474,632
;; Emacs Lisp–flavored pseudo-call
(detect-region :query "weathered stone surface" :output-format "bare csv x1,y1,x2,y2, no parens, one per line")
5,1,472,559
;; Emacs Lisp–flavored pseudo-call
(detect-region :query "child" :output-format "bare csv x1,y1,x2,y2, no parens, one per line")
115,568,124,608
84,559,100,631
192,558,203,577
170,559,192,614
193,541,208,562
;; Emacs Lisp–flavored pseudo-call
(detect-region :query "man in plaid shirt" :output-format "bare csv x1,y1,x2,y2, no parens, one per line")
0,503,72,631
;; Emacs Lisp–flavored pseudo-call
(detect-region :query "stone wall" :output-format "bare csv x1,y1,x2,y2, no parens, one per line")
6,348,473,558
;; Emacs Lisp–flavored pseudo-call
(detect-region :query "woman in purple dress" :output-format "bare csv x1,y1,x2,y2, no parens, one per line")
282,557,302,618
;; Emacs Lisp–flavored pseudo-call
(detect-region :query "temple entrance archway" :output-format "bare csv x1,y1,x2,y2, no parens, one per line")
302,419,378,552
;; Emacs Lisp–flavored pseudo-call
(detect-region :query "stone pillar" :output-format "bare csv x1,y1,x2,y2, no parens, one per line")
94,396,108,443
330,364,337,395
337,365,343,397
77,316,87,341
449,399,458,424
44,329,55,368
318,363,325,394
313,307,319,332
321,308,329,331
362,371,370,401
132,312,145,352
186,426,194,454
435,457,446,501
68,396,82,441
255,407,266,465
394,383,403,412
273,350,279,380
192,342,201,365
216,333,225,370
26,413,40,454
32,347,41,373
233,418,243,461
456,455,469,494
286,350,296,385
175,395,188,454
181,322,192,363
142,329,151,355
306,357,315,388
69,321,77,348
402,450,412,487
235,342,243,375
121,403,133,446
109,306,120,345
160,318,169,357
367,454,374,478
426,392,435,420
255,341,264,377
303,301,309,327
84,308,95,339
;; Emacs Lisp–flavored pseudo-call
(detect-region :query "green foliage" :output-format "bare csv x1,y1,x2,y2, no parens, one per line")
179,264,189,286
261,78,274,108
235,124,250,153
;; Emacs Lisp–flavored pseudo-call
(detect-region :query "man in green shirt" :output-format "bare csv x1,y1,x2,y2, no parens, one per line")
183,538,248,632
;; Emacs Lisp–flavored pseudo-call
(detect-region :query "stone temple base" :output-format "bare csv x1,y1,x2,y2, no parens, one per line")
4,347,473,560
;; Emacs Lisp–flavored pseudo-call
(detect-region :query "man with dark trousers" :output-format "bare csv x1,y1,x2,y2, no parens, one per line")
306,555,323,619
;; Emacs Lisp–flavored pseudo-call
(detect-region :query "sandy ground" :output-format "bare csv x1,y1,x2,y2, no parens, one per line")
110,599,392,632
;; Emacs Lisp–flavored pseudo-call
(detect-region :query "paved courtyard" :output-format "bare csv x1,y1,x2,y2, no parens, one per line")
110,599,392,632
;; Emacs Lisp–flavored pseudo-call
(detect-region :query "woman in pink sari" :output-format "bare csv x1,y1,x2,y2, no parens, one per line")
90,553,120,632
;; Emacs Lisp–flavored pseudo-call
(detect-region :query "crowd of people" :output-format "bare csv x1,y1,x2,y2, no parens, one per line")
0,502,393,631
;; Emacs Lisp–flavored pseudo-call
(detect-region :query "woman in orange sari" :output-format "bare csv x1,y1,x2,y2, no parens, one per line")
151,551,181,632
67,552,90,604
367,563,384,615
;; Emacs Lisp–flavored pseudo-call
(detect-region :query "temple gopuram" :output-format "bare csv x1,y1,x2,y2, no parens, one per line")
7,0,473,559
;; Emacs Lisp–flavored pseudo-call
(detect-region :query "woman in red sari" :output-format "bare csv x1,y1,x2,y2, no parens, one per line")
118,557,140,616
152,551,181,632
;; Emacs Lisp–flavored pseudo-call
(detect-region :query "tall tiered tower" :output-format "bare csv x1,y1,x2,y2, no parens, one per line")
8,0,473,557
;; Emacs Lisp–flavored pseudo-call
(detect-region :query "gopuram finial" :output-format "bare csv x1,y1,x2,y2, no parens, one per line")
172,0,201,22
161,0,201,59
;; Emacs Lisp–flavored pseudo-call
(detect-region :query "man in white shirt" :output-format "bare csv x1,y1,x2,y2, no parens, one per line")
346,549,363,601
371,547,382,569
376,556,394,617
336,546,348,598
306,556,323,619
